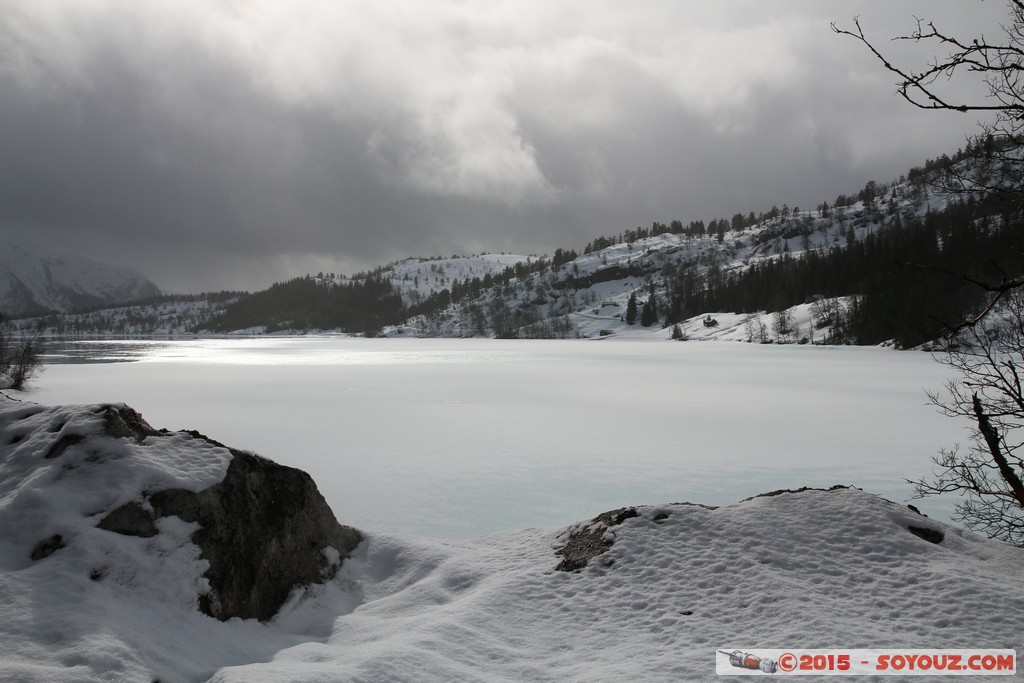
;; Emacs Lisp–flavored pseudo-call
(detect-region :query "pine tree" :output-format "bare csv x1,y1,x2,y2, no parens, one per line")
625,292,638,325
640,294,657,327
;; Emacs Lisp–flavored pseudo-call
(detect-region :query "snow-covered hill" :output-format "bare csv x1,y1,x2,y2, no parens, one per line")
0,241,161,317
376,253,532,304
380,164,973,341
2,292,241,337
385,201,895,339
1,395,1021,682
6,148,1001,342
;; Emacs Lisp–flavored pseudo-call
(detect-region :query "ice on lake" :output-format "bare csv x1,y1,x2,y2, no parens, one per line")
29,337,967,538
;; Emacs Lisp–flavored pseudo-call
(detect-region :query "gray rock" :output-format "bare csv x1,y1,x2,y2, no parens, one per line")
99,404,165,443
30,534,64,561
88,405,363,622
907,525,944,544
44,433,85,459
96,502,158,538
555,507,638,572
148,450,362,622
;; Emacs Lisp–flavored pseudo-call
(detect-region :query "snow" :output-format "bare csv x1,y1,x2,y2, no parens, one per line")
384,253,531,302
662,301,849,344
0,398,350,683
0,240,160,316
378,183,968,340
1,400,1020,683
29,337,969,539
208,489,1023,682
3,175,970,340
317,253,532,310
3,338,1023,680
3,167,977,342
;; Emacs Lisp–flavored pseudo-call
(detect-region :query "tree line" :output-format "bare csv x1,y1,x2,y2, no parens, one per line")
666,193,1024,348
205,274,404,336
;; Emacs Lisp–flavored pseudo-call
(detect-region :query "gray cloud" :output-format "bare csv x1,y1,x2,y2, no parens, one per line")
0,0,1007,292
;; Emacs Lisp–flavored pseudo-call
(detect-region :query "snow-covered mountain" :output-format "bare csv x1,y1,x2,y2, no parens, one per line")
1,395,1021,681
382,171,962,341
360,149,1011,346
9,146,1010,344
0,241,161,317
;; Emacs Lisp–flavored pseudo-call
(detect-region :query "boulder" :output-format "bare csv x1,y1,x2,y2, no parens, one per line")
43,402,361,622
152,450,361,621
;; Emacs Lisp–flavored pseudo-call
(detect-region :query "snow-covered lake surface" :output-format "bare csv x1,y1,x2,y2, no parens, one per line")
10,339,1021,683
30,337,966,538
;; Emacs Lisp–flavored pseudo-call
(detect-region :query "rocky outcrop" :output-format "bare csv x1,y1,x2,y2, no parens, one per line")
554,507,639,572
101,450,363,621
99,403,165,442
907,525,944,544
32,401,362,622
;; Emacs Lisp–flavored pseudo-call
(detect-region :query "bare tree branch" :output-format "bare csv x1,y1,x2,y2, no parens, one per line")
832,16,1022,114
894,259,1024,334
972,392,1024,506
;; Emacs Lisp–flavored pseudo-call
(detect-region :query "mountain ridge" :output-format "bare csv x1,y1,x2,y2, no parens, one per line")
5,144,1017,347
0,240,161,318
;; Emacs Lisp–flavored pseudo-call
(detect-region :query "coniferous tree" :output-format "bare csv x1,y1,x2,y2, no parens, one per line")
625,292,638,325
640,295,657,327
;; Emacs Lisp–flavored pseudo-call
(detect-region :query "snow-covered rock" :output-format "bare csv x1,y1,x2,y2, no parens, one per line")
0,395,361,681
97,446,363,622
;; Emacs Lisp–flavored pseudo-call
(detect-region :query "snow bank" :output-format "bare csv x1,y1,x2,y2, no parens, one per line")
2,394,1020,682
209,487,1023,681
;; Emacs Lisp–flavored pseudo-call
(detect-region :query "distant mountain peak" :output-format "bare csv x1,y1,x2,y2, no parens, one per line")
0,240,161,317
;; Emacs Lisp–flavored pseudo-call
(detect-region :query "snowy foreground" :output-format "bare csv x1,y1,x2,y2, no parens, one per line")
1,396,1022,682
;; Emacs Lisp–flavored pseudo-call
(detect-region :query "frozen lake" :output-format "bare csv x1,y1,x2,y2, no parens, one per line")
28,337,967,538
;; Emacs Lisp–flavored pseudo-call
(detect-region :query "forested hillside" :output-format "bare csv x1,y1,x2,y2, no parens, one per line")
205,274,404,335
378,144,1020,346
670,193,1022,347
2,292,241,337
9,143,1020,348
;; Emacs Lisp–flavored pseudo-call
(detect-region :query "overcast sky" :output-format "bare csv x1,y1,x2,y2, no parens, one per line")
0,1,1008,293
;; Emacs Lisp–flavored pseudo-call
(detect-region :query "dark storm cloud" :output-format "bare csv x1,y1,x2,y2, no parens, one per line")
0,0,1008,292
